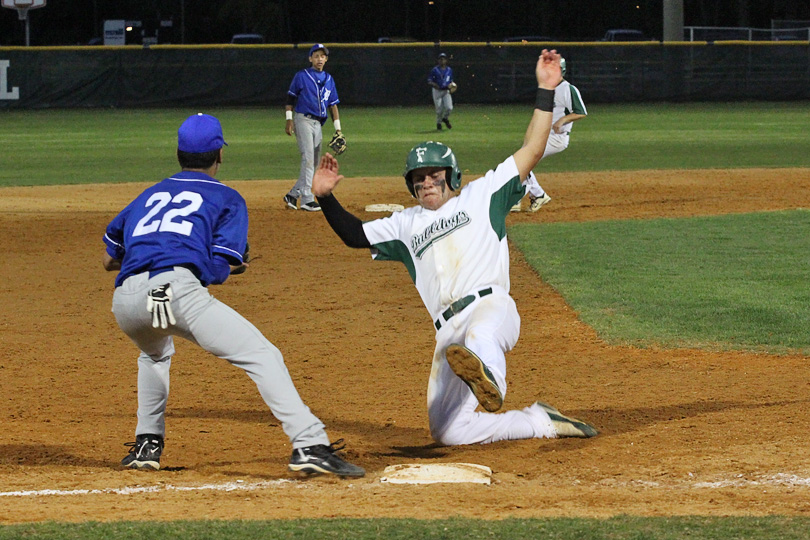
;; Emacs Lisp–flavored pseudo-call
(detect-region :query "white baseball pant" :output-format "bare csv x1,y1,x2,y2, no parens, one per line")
524,132,570,199
427,286,556,445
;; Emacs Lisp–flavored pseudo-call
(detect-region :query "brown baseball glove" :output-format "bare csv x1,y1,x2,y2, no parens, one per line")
328,130,347,155
448,82,458,94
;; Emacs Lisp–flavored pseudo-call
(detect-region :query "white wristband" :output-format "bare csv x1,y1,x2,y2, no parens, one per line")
285,110,293,121
333,119,341,132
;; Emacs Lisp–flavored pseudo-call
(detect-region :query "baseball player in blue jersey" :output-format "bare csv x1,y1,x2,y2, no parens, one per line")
428,53,455,131
103,113,363,477
283,43,342,212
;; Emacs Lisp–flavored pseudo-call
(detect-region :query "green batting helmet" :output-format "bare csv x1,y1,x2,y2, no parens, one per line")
403,141,462,197
561,57,567,77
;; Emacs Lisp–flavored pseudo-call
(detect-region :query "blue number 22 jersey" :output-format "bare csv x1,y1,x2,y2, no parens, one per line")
104,171,248,287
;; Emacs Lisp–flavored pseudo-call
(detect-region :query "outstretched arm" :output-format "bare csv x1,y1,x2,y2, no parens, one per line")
313,154,371,249
513,49,562,180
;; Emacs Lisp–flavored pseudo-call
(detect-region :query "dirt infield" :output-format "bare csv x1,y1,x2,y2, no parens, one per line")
2,168,810,523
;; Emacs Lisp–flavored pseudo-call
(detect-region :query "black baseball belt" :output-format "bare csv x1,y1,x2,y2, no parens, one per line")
303,113,327,123
434,287,493,331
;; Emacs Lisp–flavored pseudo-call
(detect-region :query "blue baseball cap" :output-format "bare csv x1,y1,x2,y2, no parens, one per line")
309,43,329,56
177,113,228,153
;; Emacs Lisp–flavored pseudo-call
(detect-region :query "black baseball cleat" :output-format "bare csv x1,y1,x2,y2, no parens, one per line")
445,344,503,412
283,194,298,210
301,201,322,212
436,122,442,131
121,434,164,470
443,118,452,129
289,439,365,477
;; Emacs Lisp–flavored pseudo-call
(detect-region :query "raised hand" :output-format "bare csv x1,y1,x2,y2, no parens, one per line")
536,49,562,90
311,153,345,197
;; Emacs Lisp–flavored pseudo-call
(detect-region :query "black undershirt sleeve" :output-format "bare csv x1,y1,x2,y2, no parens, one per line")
316,193,372,249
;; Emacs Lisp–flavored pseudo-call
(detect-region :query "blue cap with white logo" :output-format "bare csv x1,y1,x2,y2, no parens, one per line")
177,113,228,153
309,43,329,56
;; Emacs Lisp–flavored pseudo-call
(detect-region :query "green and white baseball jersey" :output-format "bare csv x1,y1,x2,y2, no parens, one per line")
553,80,587,136
362,156,525,322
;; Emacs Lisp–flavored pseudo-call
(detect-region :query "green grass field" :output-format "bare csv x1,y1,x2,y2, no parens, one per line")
511,210,810,354
2,103,810,537
2,101,809,187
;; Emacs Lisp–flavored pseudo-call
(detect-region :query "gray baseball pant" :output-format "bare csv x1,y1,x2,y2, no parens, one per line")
111,267,330,449
287,113,323,206
432,88,453,123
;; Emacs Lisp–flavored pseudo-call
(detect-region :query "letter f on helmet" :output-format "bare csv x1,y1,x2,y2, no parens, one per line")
403,141,462,197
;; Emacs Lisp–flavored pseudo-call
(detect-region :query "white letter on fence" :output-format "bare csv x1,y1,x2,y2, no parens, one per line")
0,60,20,100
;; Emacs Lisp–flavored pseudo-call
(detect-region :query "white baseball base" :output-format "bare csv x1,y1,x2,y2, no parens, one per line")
365,203,405,213
380,463,492,484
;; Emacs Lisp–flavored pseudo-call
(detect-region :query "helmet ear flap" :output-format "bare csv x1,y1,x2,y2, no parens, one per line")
405,172,417,198
447,167,462,191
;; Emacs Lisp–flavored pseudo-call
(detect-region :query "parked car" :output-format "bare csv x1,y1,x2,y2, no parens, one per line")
230,33,264,44
600,29,652,42
772,33,803,41
377,36,418,43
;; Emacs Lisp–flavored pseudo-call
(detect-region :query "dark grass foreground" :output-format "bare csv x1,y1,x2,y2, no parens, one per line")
2,516,810,540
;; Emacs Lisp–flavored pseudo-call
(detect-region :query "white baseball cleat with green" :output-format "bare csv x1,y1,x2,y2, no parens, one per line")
445,344,504,412
534,401,598,438
529,193,552,212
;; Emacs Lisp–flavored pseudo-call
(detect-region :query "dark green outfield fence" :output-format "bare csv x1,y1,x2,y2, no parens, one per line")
1,42,808,109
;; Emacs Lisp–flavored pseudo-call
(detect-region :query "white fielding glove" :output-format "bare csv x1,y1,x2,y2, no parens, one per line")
146,284,176,329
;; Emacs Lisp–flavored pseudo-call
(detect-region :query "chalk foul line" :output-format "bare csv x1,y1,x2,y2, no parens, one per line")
3,473,810,498
0,479,302,498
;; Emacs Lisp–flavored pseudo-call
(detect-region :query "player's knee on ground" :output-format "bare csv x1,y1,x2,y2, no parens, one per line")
430,416,480,446
430,425,466,446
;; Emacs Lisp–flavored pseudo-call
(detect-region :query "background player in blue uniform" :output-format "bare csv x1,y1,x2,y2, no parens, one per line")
283,43,342,212
103,113,363,477
428,52,455,131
